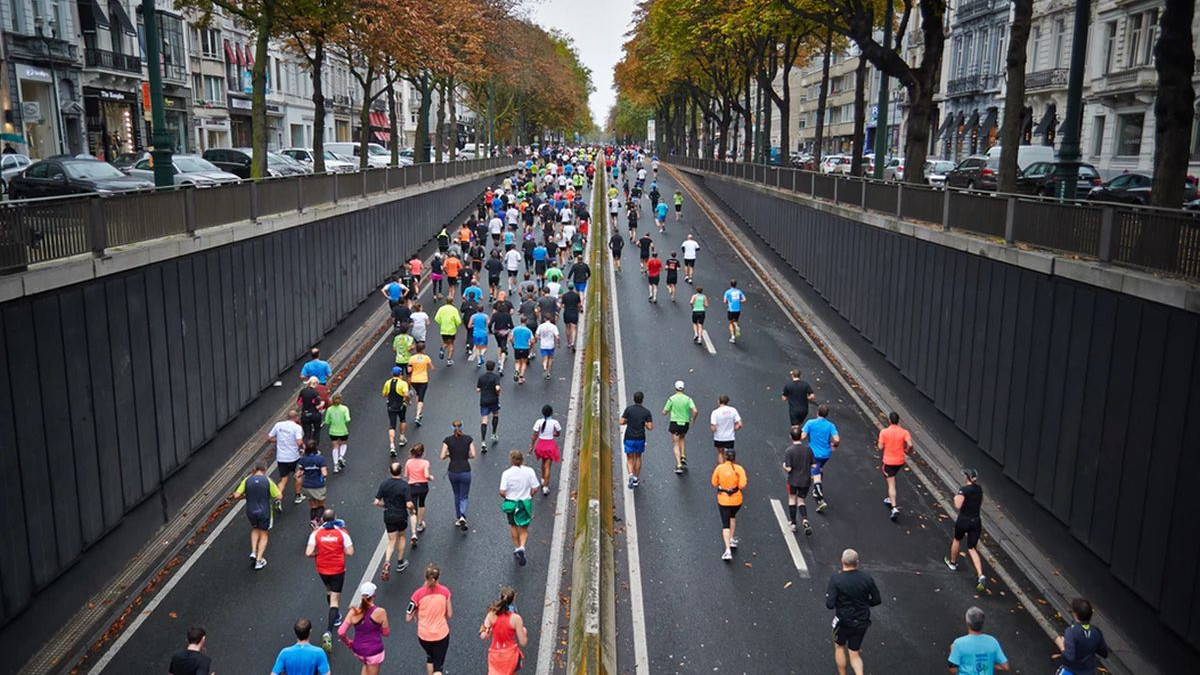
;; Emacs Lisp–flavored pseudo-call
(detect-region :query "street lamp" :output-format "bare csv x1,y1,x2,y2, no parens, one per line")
1053,0,1090,201
33,16,67,155
140,0,174,187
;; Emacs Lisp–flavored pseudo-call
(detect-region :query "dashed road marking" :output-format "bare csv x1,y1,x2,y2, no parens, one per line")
769,498,810,578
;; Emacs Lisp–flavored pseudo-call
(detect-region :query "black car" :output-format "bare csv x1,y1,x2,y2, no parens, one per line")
7,157,154,199
1015,161,1102,199
944,156,999,191
201,148,253,178
1087,173,1200,206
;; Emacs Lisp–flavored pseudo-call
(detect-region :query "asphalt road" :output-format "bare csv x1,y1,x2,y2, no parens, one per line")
608,167,1054,674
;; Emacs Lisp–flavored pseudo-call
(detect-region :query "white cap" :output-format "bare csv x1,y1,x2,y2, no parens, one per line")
674,380,685,391
359,582,377,597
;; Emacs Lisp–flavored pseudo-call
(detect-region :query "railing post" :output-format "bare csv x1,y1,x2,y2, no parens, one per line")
942,188,952,230
895,182,903,217
248,180,259,222
184,187,197,235
296,174,305,213
811,172,817,198
860,178,868,210
332,172,339,204
833,176,839,203
418,164,424,183
362,169,369,198
791,169,797,192
87,195,107,256
1004,197,1016,244
1098,206,1115,262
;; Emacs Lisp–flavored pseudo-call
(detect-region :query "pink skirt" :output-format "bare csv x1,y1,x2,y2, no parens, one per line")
354,650,385,666
534,438,561,462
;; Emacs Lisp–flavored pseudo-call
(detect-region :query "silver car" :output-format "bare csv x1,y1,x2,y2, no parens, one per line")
0,153,32,193
924,159,956,187
280,148,357,173
126,154,241,187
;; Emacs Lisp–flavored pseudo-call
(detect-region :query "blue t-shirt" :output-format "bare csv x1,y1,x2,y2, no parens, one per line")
611,167,619,178
298,453,326,488
564,163,574,175
533,246,547,262
801,417,839,459
948,633,1007,674
470,312,488,337
491,197,504,214
272,643,330,675
655,203,669,219
463,285,483,303
385,281,404,301
504,230,515,246
299,359,331,385
724,288,746,312
512,325,534,350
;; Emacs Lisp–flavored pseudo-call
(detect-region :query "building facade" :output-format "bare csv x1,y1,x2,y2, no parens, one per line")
935,0,1009,162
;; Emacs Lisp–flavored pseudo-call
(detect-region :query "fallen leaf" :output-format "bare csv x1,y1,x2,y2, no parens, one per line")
784,581,793,589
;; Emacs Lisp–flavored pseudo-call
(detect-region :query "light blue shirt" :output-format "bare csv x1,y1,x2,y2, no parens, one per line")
463,285,483,303
801,417,839,459
948,633,1007,674
655,203,669,219
724,288,745,312
272,643,330,675
512,325,534,350
299,359,331,385
470,312,488,337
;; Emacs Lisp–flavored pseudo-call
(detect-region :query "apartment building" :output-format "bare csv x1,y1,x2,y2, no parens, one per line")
788,46,901,157
934,0,1009,162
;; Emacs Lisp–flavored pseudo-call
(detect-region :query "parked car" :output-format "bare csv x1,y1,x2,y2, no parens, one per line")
924,159,957,187
985,145,1056,172
1014,161,1102,199
790,153,815,170
273,152,312,174
820,154,850,174
124,154,241,187
201,148,301,178
944,156,999,191
8,157,154,199
110,152,145,171
1087,173,1200,206
882,157,905,182
279,148,356,173
325,142,392,168
0,153,32,193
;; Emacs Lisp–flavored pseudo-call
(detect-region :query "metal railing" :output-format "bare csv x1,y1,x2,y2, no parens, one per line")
0,156,511,275
83,47,141,73
668,155,1200,281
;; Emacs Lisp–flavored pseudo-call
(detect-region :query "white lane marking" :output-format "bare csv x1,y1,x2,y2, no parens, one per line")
349,532,390,609
769,499,810,578
701,329,716,355
608,189,651,673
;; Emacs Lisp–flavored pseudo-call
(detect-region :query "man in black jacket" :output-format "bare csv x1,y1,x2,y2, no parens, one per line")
825,548,882,675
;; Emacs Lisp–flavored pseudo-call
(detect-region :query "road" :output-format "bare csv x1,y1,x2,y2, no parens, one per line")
608,166,1054,674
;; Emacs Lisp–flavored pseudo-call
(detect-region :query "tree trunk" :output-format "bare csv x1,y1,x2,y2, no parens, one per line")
998,0,1033,191
780,59,792,158
250,3,275,179
387,75,399,166
814,23,833,165
310,40,326,173
448,76,457,161
851,54,867,176
688,97,698,157
1151,0,1196,208
742,72,753,162
415,74,432,163
900,4,946,183
358,90,373,170
435,80,446,163
718,109,731,161
761,74,772,163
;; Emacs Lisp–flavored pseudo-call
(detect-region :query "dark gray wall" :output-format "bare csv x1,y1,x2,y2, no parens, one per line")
695,172,1200,650
0,177,493,624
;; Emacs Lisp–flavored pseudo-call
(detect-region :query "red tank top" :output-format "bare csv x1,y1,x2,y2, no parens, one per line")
313,527,349,575
491,611,517,649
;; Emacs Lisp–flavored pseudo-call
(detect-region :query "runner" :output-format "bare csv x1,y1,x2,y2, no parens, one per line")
511,315,534,384
435,225,450,254
662,380,699,475
608,194,621,223
664,252,680,301
480,587,528,675
488,300,514,375
434,297,462,366
646,251,662,303
626,202,640,243
407,563,453,675
532,240,548,285
782,426,815,535
306,509,355,652
560,284,581,350
877,412,913,521
801,404,840,512
374,462,412,581
608,228,624,272
688,286,709,344
709,394,743,464
476,360,503,445
673,189,684,220
781,369,816,428
298,377,326,442
619,391,654,489
381,276,406,310
1055,598,1109,675
680,234,700,284
323,393,351,473
405,444,432,546
711,448,747,562
825,549,882,675
443,253,462,301
268,410,305,505
169,626,212,675
440,421,477,530
300,347,332,385
337,583,390,675
569,254,590,293
947,607,1010,674
637,231,654,274
535,315,560,380
499,450,540,566
503,246,523,292
382,367,411,457
945,468,988,592
232,462,280,570
270,619,330,675
654,198,669,234
429,254,445,299
528,404,562,496
407,342,433,427
484,252,503,300
468,303,490,368
723,280,746,343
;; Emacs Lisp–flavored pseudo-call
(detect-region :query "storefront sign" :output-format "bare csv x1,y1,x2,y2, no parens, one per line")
99,90,129,101
229,97,252,111
163,96,184,110
19,66,51,82
21,101,41,122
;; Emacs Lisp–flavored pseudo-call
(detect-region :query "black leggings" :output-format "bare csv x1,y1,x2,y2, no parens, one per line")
419,635,449,670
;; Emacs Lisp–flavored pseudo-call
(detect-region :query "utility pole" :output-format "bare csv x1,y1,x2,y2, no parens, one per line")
142,0,174,187
1053,0,1089,201
872,0,893,179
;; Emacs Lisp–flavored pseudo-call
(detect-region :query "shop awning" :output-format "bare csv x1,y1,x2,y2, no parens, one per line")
107,0,136,36
955,111,966,130
966,109,980,130
78,0,111,32
936,114,955,141
373,130,392,143
369,112,389,129
981,107,998,133
224,40,236,65
1034,103,1056,137
243,45,254,69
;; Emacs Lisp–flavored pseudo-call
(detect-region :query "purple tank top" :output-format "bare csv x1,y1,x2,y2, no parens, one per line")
352,609,385,656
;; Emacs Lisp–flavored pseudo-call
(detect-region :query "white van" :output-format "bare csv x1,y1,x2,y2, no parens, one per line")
985,145,1055,172
325,141,392,168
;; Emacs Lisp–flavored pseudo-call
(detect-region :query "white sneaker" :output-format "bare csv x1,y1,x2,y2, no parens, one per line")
542,486,550,495
729,336,736,343
730,537,739,549
721,549,732,561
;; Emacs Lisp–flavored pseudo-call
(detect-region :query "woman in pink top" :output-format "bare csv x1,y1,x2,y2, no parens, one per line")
480,586,528,675
338,581,390,674
407,563,452,675
404,443,432,546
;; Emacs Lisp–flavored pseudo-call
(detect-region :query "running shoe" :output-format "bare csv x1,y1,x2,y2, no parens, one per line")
890,508,900,521
492,433,499,445
516,549,527,566
447,359,454,366
333,612,343,628
294,494,305,504
545,372,551,380
338,458,347,470
721,549,732,562
321,632,333,653
943,556,958,571
396,558,410,572
628,475,636,489
272,498,282,513
398,434,407,447
680,455,688,468
459,518,469,531
389,447,398,459
632,476,639,487
789,522,797,532
477,356,484,367
729,336,735,344
542,486,550,495
674,464,684,475
380,561,390,581
332,464,340,474
514,373,520,382
416,522,426,534
438,347,445,360
816,500,828,513
803,520,813,536
411,535,419,548
414,415,423,427
249,551,257,559
976,576,987,592
254,558,267,570
883,497,892,507
730,537,739,549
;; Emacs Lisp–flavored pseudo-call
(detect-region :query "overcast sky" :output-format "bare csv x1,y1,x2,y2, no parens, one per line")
528,0,639,126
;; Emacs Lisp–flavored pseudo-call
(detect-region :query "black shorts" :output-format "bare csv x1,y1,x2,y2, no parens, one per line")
786,483,810,498
718,503,741,528
494,334,510,351
319,572,345,594
714,439,735,449
611,250,622,259
277,461,298,479
954,518,982,549
409,483,429,508
882,463,903,478
666,273,678,285
668,421,690,436
833,622,869,651
535,261,547,274
247,510,273,531
648,275,660,286
674,203,682,212
788,410,809,427
385,516,408,533
419,636,450,670
489,275,501,288
441,333,456,345
411,382,428,401
692,311,706,325
508,269,519,278
727,311,741,322
639,251,650,260
563,313,579,325
447,277,459,286
387,408,407,428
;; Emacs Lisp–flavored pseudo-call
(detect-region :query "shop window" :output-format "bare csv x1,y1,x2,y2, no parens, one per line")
1116,113,1143,156
1192,116,1200,160
1091,115,1106,157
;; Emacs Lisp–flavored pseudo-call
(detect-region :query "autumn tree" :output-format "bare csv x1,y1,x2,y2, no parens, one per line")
1151,0,1196,208
278,0,350,172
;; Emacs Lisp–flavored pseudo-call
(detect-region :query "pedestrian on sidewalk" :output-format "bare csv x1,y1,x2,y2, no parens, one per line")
709,394,743,465
168,625,211,675
337,582,390,674
297,440,328,528
825,548,882,675
947,606,1010,674
944,468,988,592
801,404,840,512
270,618,330,675
305,509,355,652
233,462,280,570
781,369,816,428
782,426,814,536
620,391,654,489
529,404,562,496
268,410,304,505
711,448,747,562
877,412,912,521
323,393,351,474
688,286,709,345
405,444,432,548
500,450,540,566
374,462,412,581
441,421,477,531
723,280,746,344
382,367,411,458
480,586,528,675
663,380,698,475
408,563,453,675
1054,598,1109,675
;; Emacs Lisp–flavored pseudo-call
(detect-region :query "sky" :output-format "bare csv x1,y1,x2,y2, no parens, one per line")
528,0,640,128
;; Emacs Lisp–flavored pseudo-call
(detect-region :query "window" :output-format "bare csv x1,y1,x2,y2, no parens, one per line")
193,73,203,99
1053,19,1067,68
1030,26,1042,72
994,32,1005,74
1091,115,1106,156
955,39,965,77
204,75,225,105
196,28,220,58
1101,21,1117,74
1127,11,1158,67
1116,113,1144,156
977,29,988,70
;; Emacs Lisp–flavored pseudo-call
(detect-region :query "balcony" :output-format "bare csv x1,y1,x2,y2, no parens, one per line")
947,74,983,96
955,0,993,21
84,47,141,74
1025,68,1068,91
